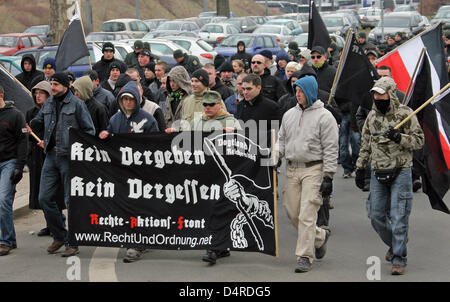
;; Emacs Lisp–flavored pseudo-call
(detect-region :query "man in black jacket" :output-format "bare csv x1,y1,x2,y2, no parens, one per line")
15,54,44,91
311,46,336,93
93,42,126,82
230,40,252,72
250,54,286,102
0,85,28,256
83,69,115,115
237,73,281,131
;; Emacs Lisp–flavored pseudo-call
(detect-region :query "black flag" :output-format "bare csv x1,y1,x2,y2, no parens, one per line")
55,8,89,72
308,1,331,50
333,33,379,110
0,65,34,115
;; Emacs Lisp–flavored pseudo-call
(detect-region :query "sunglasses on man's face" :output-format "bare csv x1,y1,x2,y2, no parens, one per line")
202,103,217,107
251,61,263,65
311,55,322,59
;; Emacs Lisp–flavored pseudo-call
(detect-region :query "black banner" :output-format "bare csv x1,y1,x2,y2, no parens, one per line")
68,129,277,256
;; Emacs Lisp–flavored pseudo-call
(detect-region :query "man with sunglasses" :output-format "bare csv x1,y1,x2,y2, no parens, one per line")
250,54,286,103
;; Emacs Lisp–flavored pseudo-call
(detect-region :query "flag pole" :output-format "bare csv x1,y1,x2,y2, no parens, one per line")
271,129,279,258
76,1,92,70
327,29,353,105
394,82,450,130
402,47,426,105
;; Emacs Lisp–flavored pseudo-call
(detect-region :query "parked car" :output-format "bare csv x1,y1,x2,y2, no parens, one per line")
101,18,150,38
0,33,46,56
357,7,371,19
143,31,198,39
248,16,268,25
253,25,293,47
156,20,200,34
164,36,217,65
214,34,281,61
361,8,382,29
368,11,426,43
431,9,450,30
199,11,217,18
124,38,190,68
106,41,134,62
0,55,22,76
287,33,345,51
23,25,50,45
143,19,169,31
86,32,134,43
393,5,417,12
321,14,353,37
265,19,303,35
223,17,259,33
14,43,103,79
198,23,241,45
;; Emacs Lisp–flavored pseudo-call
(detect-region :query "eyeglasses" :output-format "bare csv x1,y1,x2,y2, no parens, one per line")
202,103,217,107
311,55,322,59
251,61,263,65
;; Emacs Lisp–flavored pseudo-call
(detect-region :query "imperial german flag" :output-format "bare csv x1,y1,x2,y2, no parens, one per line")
403,24,450,214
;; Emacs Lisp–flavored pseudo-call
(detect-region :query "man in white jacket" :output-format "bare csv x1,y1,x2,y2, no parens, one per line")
276,75,339,273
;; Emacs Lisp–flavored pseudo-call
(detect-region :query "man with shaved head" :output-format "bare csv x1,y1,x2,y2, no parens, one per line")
251,54,285,102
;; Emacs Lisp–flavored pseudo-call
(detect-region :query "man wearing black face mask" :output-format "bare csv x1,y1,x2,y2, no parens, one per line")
354,77,424,276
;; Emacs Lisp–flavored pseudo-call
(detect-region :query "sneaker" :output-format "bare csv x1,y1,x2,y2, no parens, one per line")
391,264,406,275
61,247,79,257
37,227,51,237
123,248,144,263
295,257,312,273
0,244,13,256
315,229,331,259
47,240,65,254
413,179,422,193
385,247,393,262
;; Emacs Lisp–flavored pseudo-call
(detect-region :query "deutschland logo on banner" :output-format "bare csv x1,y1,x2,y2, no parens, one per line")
68,129,278,256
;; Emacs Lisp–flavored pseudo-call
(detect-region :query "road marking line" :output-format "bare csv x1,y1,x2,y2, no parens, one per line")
89,247,120,282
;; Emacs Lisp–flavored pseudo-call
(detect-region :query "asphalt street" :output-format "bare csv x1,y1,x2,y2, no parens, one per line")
2,165,450,283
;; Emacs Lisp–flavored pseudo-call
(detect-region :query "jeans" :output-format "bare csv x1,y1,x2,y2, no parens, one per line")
368,167,412,266
339,113,361,174
38,151,72,246
0,159,17,247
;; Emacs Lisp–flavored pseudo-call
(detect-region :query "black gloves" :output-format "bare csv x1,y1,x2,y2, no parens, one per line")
10,168,23,185
320,176,333,197
384,126,401,144
355,169,366,190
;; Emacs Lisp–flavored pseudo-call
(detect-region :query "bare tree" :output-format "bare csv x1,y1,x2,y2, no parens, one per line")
49,0,70,44
216,0,230,17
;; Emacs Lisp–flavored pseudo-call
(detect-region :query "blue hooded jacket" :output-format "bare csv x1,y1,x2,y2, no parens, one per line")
274,50,291,81
293,76,318,108
107,81,159,134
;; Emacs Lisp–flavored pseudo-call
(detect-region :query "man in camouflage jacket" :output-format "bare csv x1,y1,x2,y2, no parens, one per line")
355,77,424,276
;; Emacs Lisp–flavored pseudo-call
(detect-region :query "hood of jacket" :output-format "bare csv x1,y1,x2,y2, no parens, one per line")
167,66,193,95
371,76,400,115
20,54,37,73
71,76,93,101
276,50,291,64
284,70,304,95
117,81,141,117
236,41,246,53
31,80,52,106
293,75,318,108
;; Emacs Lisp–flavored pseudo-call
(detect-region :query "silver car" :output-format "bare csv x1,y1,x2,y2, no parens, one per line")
164,36,217,65
101,19,150,38
198,23,241,45
252,25,293,47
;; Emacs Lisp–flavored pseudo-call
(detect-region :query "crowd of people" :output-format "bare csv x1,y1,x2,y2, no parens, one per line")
2,27,448,275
